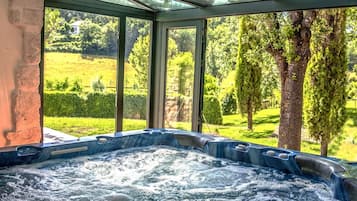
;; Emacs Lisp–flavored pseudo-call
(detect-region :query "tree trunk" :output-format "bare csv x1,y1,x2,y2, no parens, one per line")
320,136,329,157
278,62,306,150
176,96,184,122
266,11,316,151
247,100,253,130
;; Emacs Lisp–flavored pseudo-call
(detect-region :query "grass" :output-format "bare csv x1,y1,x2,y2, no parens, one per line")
202,101,357,161
44,117,146,137
44,100,357,161
44,52,138,90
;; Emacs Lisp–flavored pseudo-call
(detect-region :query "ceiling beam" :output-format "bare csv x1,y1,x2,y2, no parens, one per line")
157,0,357,22
46,0,155,19
176,0,211,8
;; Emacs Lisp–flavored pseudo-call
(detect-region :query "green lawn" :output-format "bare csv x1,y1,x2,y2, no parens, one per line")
44,100,357,161
44,117,146,137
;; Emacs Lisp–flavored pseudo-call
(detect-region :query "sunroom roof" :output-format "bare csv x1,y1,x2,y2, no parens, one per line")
98,0,265,12
46,0,357,22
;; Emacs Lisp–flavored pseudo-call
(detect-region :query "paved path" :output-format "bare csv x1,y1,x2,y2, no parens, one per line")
43,127,78,143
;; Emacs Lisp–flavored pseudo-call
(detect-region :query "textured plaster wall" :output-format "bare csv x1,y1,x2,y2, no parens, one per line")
0,0,43,147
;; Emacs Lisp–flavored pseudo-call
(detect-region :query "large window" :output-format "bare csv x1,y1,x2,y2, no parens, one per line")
123,18,152,131
164,28,196,130
202,9,357,161
43,8,120,140
43,8,153,140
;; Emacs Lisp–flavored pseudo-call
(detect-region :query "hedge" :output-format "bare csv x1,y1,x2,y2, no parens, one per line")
44,92,146,119
86,93,116,118
44,92,222,125
220,87,237,115
123,93,146,119
43,92,85,117
203,96,223,125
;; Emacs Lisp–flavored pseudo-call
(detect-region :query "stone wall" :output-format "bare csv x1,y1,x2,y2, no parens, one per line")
0,0,43,147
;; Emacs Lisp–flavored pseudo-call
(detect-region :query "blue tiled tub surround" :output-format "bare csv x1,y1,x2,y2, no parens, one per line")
0,129,356,201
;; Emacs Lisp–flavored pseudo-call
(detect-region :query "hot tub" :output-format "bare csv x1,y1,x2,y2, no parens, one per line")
0,129,356,201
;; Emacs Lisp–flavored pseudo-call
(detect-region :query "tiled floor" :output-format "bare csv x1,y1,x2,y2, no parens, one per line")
43,127,78,143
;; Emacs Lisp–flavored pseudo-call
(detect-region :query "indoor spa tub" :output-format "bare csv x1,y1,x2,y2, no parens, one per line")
0,129,356,201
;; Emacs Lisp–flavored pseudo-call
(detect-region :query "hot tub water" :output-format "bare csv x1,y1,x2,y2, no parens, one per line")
0,146,337,201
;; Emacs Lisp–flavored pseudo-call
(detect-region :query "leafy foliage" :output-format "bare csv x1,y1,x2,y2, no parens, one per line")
69,79,83,92
102,21,118,54
347,8,357,71
44,92,146,119
44,8,66,43
125,18,151,58
128,35,150,88
86,93,115,118
220,87,237,115
44,92,85,117
203,96,223,125
206,17,239,82
204,74,219,96
79,20,104,54
260,53,279,101
123,93,147,119
304,9,348,156
169,29,196,54
166,52,194,97
235,16,262,129
44,91,220,123
347,72,357,99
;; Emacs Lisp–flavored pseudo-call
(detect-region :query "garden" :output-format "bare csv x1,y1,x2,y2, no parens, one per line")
43,8,357,161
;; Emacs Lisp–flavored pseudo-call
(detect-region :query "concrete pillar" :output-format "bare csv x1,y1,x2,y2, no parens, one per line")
0,0,43,147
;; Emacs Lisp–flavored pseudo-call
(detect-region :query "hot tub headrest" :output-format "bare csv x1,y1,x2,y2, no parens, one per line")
173,134,214,149
295,154,345,181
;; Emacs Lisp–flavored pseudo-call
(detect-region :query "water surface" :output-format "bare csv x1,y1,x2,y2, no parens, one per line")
0,146,337,201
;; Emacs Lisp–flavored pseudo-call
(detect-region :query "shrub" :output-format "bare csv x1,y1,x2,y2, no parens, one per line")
86,93,115,118
123,93,147,119
54,78,69,91
43,92,86,117
69,80,83,92
220,87,237,115
44,92,222,124
44,92,147,119
204,74,219,96
203,96,223,125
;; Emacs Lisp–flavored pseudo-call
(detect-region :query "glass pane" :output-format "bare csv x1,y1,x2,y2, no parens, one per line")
43,8,119,141
202,16,239,135
139,0,194,11
99,0,148,10
164,28,196,130
123,18,152,131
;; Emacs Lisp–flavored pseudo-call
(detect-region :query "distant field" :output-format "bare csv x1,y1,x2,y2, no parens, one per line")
44,52,137,90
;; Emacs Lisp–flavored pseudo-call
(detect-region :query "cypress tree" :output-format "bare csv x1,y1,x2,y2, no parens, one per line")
235,16,262,130
304,9,347,156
